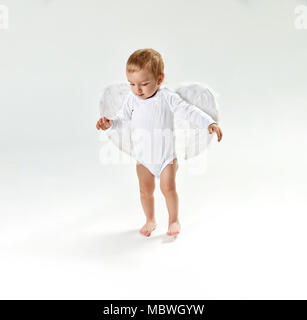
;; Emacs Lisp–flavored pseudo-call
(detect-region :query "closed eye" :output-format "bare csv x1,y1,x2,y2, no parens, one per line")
129,83,149,86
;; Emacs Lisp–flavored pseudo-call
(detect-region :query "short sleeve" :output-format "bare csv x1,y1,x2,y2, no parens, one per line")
163,88,216,129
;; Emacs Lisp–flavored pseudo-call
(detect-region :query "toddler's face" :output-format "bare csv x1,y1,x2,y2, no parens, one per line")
126,68,164,99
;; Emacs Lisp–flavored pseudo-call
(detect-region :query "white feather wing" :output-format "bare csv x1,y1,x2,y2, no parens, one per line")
99,83,134,157
174,83,220,160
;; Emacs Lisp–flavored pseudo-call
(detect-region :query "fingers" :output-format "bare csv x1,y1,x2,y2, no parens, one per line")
96,119,102,130
96,118,103,130
208,125,223,142
218,128,223,142
101,117,106,127
215,127,223,142
96,117,111,130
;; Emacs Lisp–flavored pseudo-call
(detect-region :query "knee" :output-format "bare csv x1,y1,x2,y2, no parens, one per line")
139,184,155,198
160,184,176,197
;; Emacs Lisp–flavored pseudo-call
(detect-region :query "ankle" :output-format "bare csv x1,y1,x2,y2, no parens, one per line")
168,218,179,224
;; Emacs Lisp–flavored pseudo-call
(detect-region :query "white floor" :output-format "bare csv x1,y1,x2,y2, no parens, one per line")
1,93,307,299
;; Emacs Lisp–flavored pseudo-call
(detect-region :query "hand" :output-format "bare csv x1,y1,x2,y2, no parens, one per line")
96,117,113,130
208,123,223,142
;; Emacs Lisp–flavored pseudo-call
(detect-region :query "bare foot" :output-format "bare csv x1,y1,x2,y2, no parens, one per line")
139,221,157,237
167,221,181,236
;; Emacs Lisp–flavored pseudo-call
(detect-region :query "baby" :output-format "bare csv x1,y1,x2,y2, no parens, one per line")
96,48,223,237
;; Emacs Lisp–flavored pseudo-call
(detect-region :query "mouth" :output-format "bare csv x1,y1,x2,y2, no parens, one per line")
137,94,144,97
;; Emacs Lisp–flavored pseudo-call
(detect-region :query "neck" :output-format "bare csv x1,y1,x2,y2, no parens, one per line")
146,87,159,99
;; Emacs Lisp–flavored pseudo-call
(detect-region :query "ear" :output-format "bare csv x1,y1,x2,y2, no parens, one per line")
157,73,165,85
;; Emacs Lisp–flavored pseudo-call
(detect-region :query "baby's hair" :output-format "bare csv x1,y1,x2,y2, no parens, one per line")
126,48,164,81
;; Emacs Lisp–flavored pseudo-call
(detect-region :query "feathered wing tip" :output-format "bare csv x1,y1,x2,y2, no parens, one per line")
99,82,134,157
99,82,130,118
174,82,220,160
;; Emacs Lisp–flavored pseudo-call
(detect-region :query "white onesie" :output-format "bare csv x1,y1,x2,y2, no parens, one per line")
105,85,216,178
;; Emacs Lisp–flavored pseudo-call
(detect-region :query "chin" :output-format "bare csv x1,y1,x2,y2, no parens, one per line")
136,93,145,98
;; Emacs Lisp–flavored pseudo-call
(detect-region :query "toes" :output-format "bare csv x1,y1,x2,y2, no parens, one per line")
139,223,157,237
140,227,151,237
167,225,180,236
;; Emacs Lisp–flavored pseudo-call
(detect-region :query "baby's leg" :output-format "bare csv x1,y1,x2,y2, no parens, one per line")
160,159,180,236
136,162,156,237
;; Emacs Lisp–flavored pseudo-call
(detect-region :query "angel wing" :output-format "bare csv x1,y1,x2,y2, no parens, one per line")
99,82,220,160
174,82,220,160
99,82,133,157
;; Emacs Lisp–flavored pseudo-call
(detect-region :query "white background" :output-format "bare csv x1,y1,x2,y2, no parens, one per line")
0,0,307,299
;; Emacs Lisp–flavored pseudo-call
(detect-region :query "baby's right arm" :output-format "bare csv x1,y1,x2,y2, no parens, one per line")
96,93,133,131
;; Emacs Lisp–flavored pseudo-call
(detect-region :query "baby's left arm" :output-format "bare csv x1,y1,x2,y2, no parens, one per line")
166,89,223,142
